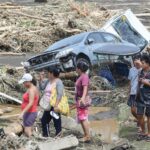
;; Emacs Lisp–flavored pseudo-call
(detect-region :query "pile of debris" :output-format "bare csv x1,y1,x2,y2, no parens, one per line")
0,0,117,53
0,66,25,103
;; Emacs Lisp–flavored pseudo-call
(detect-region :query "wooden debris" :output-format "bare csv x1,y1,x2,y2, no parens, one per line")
0,52,26,56
3,107,14,113
0,114,20,119
60,71,78,79
66,89,111,94
67,0,89,17
8,11,51,22
136,13,150,17
0,92,22,104
0,5,21,9
0,109,4,116
4,123,23,135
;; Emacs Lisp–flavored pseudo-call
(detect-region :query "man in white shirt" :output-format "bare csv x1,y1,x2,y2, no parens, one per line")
128,57,142,121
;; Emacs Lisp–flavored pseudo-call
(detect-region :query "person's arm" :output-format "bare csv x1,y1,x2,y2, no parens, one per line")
55,80,64,107
80,75,89,104
141,78,150,87
80,85,88,104
37,72,48,91
20,89,35,118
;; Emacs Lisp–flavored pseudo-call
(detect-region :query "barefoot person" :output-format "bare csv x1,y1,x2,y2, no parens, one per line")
137,54,150,141
19,73,39,137
75,62,90,143
128,57,142,124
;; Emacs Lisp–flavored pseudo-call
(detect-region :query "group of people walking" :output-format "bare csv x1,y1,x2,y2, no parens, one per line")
19,62,91,143
128,54,150,141
18,52,150,142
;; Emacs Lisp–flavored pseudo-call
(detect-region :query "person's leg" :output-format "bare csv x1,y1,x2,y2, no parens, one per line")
80,120,90,139
131,106,138,119
53,114,62,136
147,117,150,136
78,108,90,142
41,111,51,137
137,106,145,134
145,107,150,136
24,127,32,137
128,95,138,120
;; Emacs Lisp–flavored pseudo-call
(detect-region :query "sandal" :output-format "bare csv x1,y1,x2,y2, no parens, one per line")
144,135,150,142
137,133,147,141
79,137,91,143
55,131,63,138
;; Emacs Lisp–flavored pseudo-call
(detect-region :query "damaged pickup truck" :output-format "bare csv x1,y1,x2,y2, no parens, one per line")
23,10,150,72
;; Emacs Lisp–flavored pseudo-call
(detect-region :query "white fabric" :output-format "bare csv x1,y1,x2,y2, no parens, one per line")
19,73,33,84
128,67,141,95
39,82,51,110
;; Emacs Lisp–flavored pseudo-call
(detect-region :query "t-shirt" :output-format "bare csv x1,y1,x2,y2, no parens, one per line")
128,67,141,95
75,74,89,101
138,70,150,106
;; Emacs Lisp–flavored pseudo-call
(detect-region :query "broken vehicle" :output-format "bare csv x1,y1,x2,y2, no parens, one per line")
23,31,140,72
102,9,150,52
22,9,149,72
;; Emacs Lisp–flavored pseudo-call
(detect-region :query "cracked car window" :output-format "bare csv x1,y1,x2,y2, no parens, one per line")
112,15,147,50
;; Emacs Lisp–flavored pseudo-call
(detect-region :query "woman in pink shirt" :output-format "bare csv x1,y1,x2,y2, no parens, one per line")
75,62,90,143
19,73,39,137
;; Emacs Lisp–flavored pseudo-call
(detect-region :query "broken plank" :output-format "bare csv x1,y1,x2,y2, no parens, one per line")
8,11,51,22
38,135,79,150
0,92,22,104
0,52,26,56
136,13,150,17
66,90,111,94
0,114,20,119
4,123,23,135
0,26,15,31
0,6,21,9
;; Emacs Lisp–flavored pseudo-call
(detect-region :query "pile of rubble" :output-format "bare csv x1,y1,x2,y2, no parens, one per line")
0,0,117,53
0,66,24,102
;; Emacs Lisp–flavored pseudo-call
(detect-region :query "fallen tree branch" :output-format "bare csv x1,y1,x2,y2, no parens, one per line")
8,11,50,22
0,92,22,104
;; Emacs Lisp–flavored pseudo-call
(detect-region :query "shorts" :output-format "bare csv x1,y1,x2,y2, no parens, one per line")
137,106,150,117
77,107,88,123
23,112,37,127
127,95,137,107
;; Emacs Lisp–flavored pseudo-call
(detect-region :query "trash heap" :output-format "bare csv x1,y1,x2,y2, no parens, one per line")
0,0,117,53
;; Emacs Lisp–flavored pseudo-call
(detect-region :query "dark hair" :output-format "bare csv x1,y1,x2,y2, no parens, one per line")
48,66,60,77
141,54,150,65
133,54,141,61
76,61,89,73
31,78,37,86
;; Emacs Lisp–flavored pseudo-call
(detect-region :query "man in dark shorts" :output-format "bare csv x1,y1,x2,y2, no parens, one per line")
128,57,141,122
137,54,150,141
